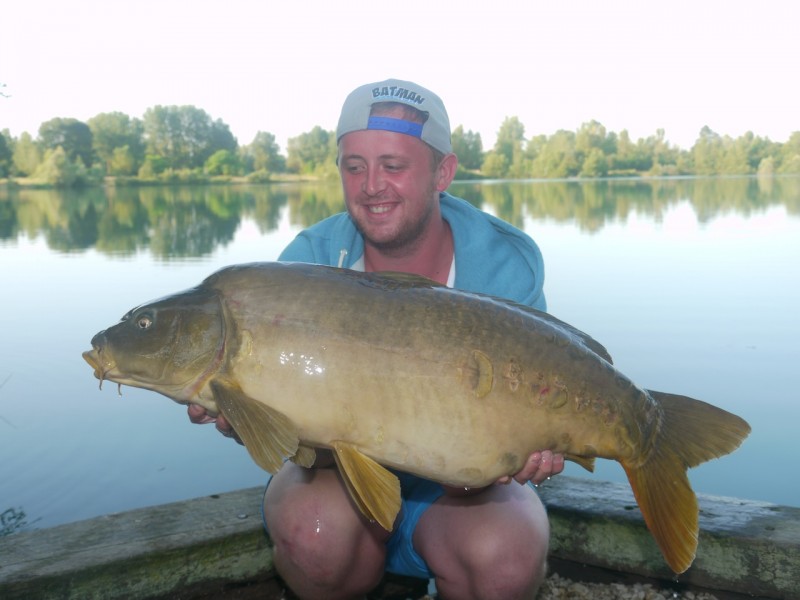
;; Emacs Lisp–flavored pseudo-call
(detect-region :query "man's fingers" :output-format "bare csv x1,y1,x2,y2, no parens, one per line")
215,414,243,444
187,404,215,424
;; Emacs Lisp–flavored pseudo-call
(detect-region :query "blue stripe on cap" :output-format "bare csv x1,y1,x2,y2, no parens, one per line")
367,116,423,138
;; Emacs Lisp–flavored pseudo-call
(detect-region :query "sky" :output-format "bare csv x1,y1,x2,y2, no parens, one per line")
1,0,797,153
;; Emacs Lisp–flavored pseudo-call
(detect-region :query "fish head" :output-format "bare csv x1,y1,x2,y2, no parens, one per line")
82,286,225,405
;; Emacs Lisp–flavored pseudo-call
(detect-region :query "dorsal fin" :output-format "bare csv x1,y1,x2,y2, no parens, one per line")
359,270,448,291
515,304,614,364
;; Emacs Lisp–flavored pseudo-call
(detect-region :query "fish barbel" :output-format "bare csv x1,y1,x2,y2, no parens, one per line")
82,262,750,573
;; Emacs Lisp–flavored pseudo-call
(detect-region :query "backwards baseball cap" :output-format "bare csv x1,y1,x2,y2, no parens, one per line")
336,78,452,154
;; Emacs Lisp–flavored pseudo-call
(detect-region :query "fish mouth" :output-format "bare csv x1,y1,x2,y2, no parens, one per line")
82,346,173,396
82,348,119,390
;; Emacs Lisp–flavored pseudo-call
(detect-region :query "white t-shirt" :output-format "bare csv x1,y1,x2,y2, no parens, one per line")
349,255,456,288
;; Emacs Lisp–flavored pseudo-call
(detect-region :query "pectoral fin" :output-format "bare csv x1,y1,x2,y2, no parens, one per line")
210,380,299,474
332,441,401,531
565,453,596,472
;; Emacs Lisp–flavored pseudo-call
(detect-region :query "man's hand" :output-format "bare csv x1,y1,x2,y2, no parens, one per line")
187,404,243,444
496,450,565,486
443,450,565,497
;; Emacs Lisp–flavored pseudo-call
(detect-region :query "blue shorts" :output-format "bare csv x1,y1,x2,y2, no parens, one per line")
261,471,444,580
385,472,444,579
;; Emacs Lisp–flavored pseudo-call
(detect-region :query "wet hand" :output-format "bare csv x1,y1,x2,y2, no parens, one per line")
496,450,565,486
187,404,243,445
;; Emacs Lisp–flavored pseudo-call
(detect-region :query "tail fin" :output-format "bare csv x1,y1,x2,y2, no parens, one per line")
622,391,751,573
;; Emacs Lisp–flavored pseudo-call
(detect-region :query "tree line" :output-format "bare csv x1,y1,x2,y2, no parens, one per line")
1,105,799,187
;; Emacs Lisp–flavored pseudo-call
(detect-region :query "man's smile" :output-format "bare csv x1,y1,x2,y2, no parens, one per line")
366,203,395,214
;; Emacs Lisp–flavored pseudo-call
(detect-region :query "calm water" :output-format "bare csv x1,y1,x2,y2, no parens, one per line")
1,176,799,534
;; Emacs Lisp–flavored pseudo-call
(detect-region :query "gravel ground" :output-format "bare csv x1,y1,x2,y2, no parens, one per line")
179,569,723,599
404,572,721,600
534,573,719,600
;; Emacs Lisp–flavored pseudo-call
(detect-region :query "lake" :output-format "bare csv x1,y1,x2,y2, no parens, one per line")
1,176,798,535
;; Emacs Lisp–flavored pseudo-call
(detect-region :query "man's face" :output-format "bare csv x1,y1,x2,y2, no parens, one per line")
338,126,442,254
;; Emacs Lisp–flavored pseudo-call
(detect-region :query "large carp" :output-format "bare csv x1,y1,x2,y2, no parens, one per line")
83,262,749,574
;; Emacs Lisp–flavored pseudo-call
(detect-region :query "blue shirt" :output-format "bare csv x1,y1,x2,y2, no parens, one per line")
279,192,546,310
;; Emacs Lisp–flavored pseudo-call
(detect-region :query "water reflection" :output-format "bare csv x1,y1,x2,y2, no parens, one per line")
1,176,797,256
457,175,800,231
0,183,345,258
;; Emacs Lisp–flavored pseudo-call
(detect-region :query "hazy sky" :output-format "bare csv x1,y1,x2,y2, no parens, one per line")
1,0,797,152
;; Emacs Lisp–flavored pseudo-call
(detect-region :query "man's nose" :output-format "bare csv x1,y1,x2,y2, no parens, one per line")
363,168,386,196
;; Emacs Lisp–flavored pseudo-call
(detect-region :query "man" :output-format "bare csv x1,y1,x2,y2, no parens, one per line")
189,79,564,599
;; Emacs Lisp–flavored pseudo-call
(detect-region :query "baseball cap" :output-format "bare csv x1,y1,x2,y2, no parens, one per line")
336,79,452,154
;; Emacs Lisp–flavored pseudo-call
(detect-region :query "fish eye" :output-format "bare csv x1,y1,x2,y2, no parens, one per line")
136,315,153,330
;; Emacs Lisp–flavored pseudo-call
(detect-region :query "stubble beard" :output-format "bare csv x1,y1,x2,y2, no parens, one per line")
357,191,437,258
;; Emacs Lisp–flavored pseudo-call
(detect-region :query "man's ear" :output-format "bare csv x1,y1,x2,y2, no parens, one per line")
435,152,459,192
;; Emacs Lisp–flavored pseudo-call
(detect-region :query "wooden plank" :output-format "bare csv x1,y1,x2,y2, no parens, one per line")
1,477,798,599
0,487,273,600
538,476,800,599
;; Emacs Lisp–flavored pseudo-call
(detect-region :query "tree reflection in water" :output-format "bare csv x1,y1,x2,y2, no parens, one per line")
0,176,797,257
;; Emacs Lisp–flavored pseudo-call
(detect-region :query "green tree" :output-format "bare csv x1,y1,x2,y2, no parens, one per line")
778,131,800,173
205,149,241,176
451,125,483,170
492,117,526,176
691,126,723,175
0,131,11,177
580,147,609,177
245,131,285,173
88,112,145,175
34,146,88,187
481,152,509,178
718,135,749,174
757,156,775,177
740,131,774,172
779,154,800,174
611,129,651,172
138,154,170,179
286,126,337,176
143,105,237,170
524,134,547,164
575,120,616,161
645,129,680,173
109,145,137,176
38,118,94,167
12,132,41,176
530,130,578,178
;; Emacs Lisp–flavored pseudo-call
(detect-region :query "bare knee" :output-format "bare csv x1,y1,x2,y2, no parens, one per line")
264,465,388,599
269,503,344,592
418,485,550,600
461,521,549,599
